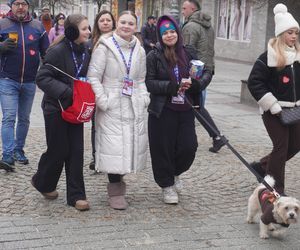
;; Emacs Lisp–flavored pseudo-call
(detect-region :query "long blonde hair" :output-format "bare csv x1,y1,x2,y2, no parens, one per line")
270,34,300,69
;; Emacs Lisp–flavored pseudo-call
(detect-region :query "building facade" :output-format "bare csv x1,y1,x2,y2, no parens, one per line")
1,0,299,64
201,0,300,63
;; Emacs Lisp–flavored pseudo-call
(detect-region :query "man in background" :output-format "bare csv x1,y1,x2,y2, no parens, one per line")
182,0,226,153
141,15,157,55
0,0,49,170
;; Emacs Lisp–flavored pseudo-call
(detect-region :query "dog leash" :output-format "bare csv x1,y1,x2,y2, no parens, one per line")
181,94,281,199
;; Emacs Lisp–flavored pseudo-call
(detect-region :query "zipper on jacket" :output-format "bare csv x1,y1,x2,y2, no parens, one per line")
20,22,25,84
291,64,297,102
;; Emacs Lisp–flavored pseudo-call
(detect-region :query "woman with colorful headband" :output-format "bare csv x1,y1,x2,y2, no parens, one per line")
146,15,212,204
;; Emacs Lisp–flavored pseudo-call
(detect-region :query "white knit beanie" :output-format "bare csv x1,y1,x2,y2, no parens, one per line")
274,3,299,37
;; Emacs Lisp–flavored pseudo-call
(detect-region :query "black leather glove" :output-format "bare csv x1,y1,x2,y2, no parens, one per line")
59,88,73,110
0,38,16,53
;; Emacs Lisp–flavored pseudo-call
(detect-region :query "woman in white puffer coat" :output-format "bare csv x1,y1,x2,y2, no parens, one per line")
87,10,149,210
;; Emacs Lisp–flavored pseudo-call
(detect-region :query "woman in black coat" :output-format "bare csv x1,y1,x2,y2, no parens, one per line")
248,4,300,195
146,15,212,204
31,14,91,211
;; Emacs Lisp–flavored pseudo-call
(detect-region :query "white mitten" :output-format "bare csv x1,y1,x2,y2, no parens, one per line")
270,102,282,114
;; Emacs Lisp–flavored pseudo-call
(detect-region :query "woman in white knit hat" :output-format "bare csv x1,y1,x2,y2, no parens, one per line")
247,3,300,195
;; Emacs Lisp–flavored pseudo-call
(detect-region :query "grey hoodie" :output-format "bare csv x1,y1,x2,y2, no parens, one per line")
182,10,215,73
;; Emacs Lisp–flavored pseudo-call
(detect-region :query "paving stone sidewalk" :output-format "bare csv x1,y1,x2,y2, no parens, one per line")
0,59,300,249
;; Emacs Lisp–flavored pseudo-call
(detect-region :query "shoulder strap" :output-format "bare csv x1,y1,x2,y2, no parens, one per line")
45,63,76,80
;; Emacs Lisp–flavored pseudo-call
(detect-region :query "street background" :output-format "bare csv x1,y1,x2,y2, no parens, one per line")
0,59,300,249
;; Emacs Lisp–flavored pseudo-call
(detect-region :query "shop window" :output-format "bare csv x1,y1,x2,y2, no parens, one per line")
217,0,252,42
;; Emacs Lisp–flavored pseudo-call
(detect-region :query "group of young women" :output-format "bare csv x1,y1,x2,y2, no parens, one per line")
31,2,300,211
30,10,206,211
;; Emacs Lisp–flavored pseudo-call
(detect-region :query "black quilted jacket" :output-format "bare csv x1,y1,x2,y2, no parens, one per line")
145,45,212,118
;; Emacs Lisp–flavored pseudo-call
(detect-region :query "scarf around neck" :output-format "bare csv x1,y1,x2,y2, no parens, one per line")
267,40,300,67
6,10,31,23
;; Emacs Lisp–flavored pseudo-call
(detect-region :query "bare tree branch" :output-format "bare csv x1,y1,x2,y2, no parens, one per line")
82,0,110,13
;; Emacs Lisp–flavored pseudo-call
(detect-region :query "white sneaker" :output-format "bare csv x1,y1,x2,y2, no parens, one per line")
174,176,183,194
162,186,178,204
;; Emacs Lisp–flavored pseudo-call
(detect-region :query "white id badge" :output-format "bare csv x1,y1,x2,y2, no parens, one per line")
122,77,133,96
171,93,185,104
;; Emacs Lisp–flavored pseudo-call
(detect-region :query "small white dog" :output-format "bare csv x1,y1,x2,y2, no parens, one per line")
247,175,300,239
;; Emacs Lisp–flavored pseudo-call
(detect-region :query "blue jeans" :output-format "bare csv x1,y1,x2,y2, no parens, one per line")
0,78,36,157
199,89,207,108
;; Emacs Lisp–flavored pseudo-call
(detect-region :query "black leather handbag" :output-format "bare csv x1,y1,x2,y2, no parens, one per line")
279,106,300,125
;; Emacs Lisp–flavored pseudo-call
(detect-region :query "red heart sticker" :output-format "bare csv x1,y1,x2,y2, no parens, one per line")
282,76,290,84
29,49,36,56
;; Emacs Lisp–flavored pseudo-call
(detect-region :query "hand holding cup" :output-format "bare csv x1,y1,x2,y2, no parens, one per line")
8,32,18,44
178,77,191,93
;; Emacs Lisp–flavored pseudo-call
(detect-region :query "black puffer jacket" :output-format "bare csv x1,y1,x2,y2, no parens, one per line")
146,45,212,118
36,38,91,114
248,51,300,103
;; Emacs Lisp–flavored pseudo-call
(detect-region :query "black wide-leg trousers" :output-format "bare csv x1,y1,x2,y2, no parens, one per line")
148,108,198,188
32,112,86,206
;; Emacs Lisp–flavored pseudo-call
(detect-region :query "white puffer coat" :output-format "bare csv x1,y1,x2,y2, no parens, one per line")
87,32,149,174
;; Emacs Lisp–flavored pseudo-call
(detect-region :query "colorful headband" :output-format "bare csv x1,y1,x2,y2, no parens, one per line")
159,20,176,36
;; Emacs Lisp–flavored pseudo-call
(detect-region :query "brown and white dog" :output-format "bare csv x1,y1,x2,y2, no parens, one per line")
247,175,300,239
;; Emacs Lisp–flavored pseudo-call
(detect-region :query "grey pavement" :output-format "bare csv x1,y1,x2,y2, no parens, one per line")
1,59,300,249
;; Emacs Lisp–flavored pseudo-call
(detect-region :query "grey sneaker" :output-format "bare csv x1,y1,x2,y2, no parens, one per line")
174,176,183,194
162,186,178,204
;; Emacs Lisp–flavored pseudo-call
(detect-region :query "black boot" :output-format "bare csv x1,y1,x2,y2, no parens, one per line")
209,136,226,153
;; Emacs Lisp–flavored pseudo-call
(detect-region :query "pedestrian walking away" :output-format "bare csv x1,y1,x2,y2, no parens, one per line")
146,15,212,204
31,14,91,211
181,0,225,153
88,10,116,172
0,0,49,170
88,10,149,210
248,3,300,195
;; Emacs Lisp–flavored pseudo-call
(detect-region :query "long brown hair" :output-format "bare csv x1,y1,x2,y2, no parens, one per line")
54,13,66,36
92,10,116,47
164,46,177,67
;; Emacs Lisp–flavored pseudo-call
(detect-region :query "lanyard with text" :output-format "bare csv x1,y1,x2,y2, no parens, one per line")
69,42,86,78
112,37,135,96
172,64,185,104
